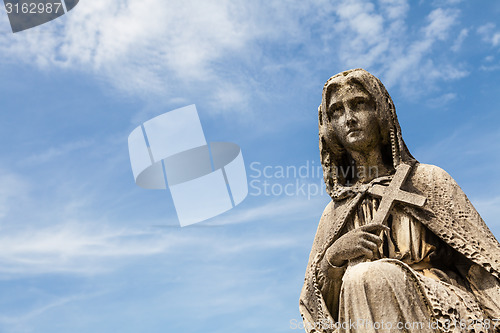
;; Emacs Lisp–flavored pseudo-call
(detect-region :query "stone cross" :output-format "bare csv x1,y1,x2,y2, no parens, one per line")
368,163,426,226
348,164,426,266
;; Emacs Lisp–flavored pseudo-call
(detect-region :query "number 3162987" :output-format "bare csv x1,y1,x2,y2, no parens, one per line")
5,2,62,14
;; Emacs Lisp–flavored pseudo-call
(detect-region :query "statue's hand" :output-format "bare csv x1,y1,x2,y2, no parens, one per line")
325,223,389,266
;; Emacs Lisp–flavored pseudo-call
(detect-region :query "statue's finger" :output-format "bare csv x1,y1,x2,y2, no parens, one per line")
360,223,390,233
359,247,374,259
362,232,383,245
360,238,379,252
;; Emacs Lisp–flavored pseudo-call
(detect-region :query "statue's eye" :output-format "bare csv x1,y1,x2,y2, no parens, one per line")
328,105,343,120
333,107,343,114
352,98,374,110
353,99,367,109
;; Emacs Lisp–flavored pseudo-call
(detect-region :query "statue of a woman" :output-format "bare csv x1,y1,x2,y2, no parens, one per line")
299,69,500,332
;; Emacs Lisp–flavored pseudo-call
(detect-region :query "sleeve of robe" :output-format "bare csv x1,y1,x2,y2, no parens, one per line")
409,164,500,322
299,199,356,332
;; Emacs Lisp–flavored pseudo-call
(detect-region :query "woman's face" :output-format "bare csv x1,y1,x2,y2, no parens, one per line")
326,82,382,154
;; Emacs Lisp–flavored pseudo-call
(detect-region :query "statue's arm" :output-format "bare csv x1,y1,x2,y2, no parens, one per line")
415,164,500,321
299,260,346,332
466,264,500,324
299,202,347,327
413,164,500,275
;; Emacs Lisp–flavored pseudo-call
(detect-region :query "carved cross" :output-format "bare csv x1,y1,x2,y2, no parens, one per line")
368,163,426,226
348,164,427,267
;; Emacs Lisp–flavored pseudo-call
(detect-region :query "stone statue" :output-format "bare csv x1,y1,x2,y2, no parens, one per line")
299,69,500,332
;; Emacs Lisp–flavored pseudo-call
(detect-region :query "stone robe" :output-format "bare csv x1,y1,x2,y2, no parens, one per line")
299,163,500,333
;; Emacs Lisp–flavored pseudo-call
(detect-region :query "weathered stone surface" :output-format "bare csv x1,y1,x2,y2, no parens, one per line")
299,69,500,332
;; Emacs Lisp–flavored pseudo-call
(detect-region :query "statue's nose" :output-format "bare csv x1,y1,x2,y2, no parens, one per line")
344,106,357,125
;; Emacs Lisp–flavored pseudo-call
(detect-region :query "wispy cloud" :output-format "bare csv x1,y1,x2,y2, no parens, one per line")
0,1,336,114
0,223,174,276
452,28,468,51
0,291,104,327
480,64,500,72
427,92,457,108
21,140,94,165
323,0,467,95
381,7,467,92
477,23,500,47
431,0,464,5
0,0,267,110
0,0,476,113
0,191,323,277
413,125,500,167
204,194,328,226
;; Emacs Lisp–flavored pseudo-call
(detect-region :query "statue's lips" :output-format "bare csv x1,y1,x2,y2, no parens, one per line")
347,129,362,135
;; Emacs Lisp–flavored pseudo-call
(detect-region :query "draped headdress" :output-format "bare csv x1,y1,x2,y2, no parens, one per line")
318,68,416,200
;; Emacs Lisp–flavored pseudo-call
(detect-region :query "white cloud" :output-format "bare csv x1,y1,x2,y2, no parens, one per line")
322,1,466,95
477,23,500,47
0,0,474,112
0,223,175,275
424,8,457,40
379,0,410,20
0,0,269,110
427,92,457,108
452,28,468,52
382,8,464,90
0,292,103,327
21,139,94,165
0,1,338,115
493,34,500,47
430,0,464,5
0,191,324,277
477,23,495,35
204,194,328,226
331,0,389,67
480,64,500,72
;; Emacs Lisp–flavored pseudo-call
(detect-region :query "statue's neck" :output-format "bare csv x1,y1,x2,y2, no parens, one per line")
348,148,392,183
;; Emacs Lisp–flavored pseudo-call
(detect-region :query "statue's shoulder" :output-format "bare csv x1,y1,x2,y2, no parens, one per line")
312,200,347,248
412,163,455,185
411,163,466,206
319,200,335,222
318,197,353,228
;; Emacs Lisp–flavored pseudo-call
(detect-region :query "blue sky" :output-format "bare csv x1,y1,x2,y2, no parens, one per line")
0,0,500,332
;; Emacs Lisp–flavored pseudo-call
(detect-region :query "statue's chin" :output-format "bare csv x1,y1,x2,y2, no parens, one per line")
344,134,370,151
343,131,383,154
